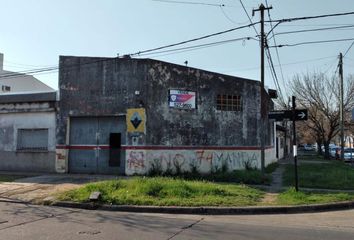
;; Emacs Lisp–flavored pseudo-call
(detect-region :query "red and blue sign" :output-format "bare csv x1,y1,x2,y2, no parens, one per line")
169,90,196,109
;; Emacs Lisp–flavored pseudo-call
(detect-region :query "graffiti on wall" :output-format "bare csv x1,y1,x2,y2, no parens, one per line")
127,151,146,168
55,149,67,173
126,149,261,175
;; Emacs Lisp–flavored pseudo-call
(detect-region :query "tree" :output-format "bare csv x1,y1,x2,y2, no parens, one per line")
290,72,354,159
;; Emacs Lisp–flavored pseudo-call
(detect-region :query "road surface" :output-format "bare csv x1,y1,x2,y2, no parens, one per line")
0,201,353,239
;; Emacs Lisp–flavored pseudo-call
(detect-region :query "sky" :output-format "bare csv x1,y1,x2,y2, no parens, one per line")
1,0,354,102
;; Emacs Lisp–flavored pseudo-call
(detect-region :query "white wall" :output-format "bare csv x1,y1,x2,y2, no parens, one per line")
0,112,56,151
0,111,56,172
125,148,276,175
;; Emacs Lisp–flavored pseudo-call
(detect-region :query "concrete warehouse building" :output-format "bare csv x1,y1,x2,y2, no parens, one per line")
56,56,277,175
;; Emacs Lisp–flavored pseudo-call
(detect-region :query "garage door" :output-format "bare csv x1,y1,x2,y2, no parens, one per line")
68,117,126,174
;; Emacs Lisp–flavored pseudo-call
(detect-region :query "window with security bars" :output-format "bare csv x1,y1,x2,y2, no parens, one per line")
1,85,11,92
17,129,48,151
216,94,242,111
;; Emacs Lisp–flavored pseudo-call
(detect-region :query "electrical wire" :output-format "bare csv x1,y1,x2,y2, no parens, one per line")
219,5,239,25
272,23,354,27
151,0,225,7
229,55,336,72
269,25,354,40
128,22,259,56
239,0,259,36
136,36,256,58
265,0,286,104
268,11,354,23
265,46,285,105
269,37,354,48
343,41,354,57
3,11,354,81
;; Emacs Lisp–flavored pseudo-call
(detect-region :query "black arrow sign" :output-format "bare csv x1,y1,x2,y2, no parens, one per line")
269,109,308,121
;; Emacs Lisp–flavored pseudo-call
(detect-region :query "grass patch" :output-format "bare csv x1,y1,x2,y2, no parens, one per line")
277,188,354,205
147,168,272,185
0,175,27,182
283,161,354,190
190,170,271,185
58,177,264,207
298,154,328,162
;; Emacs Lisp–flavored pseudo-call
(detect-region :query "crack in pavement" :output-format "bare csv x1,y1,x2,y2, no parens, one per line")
0,208,80,231
166,218,204,240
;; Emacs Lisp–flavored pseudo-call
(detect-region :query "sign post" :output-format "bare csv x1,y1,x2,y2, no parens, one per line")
268,99,307,192
292,96,299,192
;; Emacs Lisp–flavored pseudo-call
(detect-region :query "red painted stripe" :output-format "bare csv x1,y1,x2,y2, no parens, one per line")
56,145,273,151
56,145,110,150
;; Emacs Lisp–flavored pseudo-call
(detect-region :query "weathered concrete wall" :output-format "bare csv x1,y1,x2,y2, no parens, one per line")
0,112,56,172
58,56,272,146
125,148,276,175
57,57,148,145
0,151,56,172
145,62,264,146
58,56,276,174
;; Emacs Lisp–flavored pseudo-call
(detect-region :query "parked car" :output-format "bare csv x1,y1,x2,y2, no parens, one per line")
304,144,313,151
344,148,354,162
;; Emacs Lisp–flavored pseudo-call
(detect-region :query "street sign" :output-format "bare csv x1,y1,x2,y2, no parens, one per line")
268,109,308,121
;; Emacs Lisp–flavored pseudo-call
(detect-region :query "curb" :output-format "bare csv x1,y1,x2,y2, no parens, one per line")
0,197,31,205
46,200,354,215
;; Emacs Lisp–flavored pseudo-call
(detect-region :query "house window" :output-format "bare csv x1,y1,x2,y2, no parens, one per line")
1,85,11,92
17,129,48,151
216,94,242,111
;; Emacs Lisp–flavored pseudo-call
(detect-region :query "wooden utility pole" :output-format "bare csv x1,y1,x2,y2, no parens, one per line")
339,52,344,160
253,4,272,172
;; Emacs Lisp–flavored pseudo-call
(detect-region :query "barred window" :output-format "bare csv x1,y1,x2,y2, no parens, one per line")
216,94,242,111
17,129,48,151
1,85,11,92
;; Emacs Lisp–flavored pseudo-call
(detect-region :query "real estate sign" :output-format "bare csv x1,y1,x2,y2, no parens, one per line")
169,90,196,109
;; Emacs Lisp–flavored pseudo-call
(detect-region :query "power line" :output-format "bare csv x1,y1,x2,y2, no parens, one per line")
343,41,354,57
128,22,259,56
0,58,119,80
269,23,354,27
239,0,259,36
219,5,240,25
151,0,225,7
227,55,336,72
265,46,285,105
266,11,354,37
0,67,59,79
4,10,354,81
269,37,354,48
270,25,354,39
268,11,354,23
152,0,243,25
265,0,286,103
136,36,256,57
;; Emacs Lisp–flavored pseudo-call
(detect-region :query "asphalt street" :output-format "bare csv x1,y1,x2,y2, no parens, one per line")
0,201,353,240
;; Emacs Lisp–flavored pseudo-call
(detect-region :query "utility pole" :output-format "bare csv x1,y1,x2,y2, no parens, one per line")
339,52,344,161
292,96,299,191
253,4,272,172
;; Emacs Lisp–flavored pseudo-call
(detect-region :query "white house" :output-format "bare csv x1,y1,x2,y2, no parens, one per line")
0,53,54,93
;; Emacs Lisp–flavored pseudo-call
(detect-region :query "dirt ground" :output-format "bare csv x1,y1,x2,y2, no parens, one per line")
0,174,119,204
